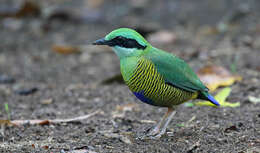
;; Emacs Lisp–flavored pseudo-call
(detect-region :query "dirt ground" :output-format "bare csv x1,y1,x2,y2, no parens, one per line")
0,0,260,152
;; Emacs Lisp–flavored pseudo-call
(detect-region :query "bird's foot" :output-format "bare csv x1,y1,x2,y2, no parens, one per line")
136,126,166,140
146,125,160,136
137,108,176,140
148,128,166,139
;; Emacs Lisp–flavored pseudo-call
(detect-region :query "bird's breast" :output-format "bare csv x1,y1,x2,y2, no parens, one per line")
126,58,196,107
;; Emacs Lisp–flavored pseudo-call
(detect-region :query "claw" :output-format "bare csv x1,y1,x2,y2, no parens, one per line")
146,125,160,136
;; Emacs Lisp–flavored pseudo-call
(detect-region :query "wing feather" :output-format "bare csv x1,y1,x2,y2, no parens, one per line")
145,48,208,93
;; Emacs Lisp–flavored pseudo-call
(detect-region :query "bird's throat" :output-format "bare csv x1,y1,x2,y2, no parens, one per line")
112,46,142,59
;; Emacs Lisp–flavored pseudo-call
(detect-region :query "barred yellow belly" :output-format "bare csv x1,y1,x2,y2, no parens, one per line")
126,58,198,107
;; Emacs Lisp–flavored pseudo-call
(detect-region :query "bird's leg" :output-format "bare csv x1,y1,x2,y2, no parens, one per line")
138,107,176,140
147,107,175,136
151,107,176,139
146,109,170,136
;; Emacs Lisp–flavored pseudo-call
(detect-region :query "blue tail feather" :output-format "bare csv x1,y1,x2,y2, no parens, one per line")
207,94,220,106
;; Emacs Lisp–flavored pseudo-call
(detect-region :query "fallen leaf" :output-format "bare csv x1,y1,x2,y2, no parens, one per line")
197,65,242,91
248,96,260,104
195,87,240,107
52,45,80,55
147,30,177,44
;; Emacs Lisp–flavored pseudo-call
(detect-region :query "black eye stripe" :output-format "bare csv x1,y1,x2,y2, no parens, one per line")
107,36,146,49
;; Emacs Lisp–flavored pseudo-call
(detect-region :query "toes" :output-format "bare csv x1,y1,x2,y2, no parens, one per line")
149,129,166,139
147,129,159,136
146,126,160,136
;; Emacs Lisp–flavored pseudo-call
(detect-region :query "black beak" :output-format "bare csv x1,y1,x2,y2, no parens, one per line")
93,38,107,45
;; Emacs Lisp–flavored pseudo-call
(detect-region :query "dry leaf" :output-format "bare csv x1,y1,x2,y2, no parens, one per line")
197,65,242,91
147,30,177,44
195,87,240,107
52,45,80,54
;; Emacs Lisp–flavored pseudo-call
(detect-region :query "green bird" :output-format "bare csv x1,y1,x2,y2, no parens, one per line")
93,28,219,138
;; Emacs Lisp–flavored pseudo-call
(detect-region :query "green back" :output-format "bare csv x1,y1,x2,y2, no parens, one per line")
144,47,208,93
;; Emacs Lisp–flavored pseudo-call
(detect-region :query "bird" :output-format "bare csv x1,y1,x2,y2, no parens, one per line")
93,28,220,139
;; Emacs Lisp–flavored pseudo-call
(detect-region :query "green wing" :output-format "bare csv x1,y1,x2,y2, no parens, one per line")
145,48,208,93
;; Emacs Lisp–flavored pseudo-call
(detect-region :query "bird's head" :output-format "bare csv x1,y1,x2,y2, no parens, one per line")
93,28,150,59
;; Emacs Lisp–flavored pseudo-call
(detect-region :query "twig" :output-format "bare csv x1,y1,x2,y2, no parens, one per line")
6,110,101,126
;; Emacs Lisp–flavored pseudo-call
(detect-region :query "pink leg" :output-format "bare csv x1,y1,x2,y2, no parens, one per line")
151,108,176,139
140,107,176,139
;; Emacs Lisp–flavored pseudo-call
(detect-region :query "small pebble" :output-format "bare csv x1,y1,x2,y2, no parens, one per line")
41,98,53,104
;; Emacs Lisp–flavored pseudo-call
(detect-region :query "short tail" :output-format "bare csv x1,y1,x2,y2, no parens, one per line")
199,92,220,106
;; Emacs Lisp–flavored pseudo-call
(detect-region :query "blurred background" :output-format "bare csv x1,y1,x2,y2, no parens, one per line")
0,0,260,152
